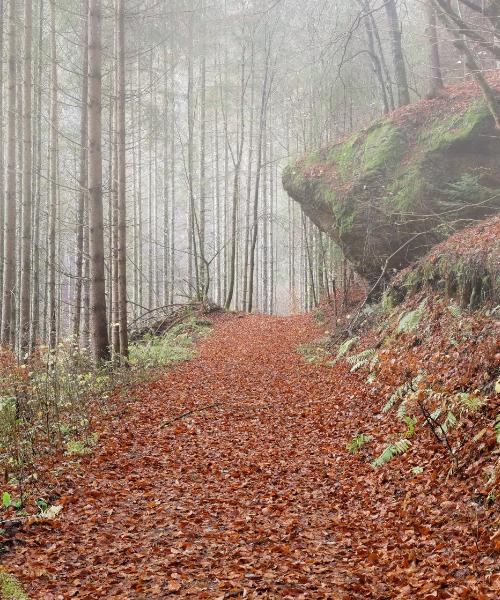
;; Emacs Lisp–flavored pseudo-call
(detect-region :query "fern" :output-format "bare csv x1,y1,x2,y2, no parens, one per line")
396,300,427,334
372,439,411,468
457,393,485,412
397,309,421,333
447,304,461,318
403,415,417,438
396,398,408,419
346,433,373,454
383,374,423,414
336,336,359,360
440,411,457,436
346,348,376,372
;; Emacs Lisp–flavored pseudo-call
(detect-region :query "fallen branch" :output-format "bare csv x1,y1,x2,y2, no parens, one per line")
417,400,459,471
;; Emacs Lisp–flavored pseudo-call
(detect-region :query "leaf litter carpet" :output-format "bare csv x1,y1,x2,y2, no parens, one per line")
3,315,498,598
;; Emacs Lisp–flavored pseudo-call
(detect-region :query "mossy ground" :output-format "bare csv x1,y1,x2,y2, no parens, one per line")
0,571,28,600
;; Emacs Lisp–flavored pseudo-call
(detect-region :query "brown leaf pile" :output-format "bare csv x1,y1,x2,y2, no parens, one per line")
2,314,499,598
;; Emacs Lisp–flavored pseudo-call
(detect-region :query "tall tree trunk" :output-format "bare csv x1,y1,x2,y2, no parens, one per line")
19,0,33,357
225,47,246,310
0,0,5,321
248,38,272,313
31,0,44,349
48,0,58,349
357,0,390,113
116,0,128,361
385,0,410,107
1,0,17,346
88,0,110,362
426,0,444,98
73,0,89,344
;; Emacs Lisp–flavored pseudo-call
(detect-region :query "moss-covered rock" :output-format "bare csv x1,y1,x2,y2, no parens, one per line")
283,94,500,286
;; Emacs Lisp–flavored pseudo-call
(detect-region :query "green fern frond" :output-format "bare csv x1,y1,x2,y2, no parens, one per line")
383,374,424,414
403,415,417,438
372,439,411,468
346,433,373,454
441,411,457,435
336,336,359,360
447,304,461,318
396,399,408,420
347,348,376,372
457,393,486,412
430,407,442,421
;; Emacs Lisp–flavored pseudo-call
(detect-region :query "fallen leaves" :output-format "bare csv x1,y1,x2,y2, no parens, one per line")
1,314,499,598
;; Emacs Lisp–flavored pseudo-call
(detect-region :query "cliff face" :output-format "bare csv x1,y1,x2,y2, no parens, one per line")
283,92,500,286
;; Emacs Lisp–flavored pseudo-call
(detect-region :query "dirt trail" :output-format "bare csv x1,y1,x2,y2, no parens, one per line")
3,315,496,598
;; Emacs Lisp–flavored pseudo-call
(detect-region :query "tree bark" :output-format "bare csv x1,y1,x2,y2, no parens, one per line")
426,0,445,98
73,0,89,345
116,0,128,361
88,0,110,362
20,0,33,357
48,0,58,349
385,0,410,107
1,0,17,347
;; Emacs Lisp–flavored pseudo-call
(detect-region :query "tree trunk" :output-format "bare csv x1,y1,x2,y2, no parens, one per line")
73,0,89,345
116,0,128,361
20,0,33,357
0,0,5,322
426,0,444,98
385,0,410,107
1,0,17,347
88,0,110,362
48,0,58,349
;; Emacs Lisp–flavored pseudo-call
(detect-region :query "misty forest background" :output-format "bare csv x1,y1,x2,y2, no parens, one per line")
0,0,492,361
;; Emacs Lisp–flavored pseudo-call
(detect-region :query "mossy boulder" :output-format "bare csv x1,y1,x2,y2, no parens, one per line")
283,94,500,286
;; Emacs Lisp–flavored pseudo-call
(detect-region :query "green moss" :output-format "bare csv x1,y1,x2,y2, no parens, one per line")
418,100,489,154
328,121,407,182
0,571,28,600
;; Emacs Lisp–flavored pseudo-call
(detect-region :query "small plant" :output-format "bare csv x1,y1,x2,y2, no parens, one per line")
494,414,500,445
336,336,359,360
383,374,424,414
447,303,462,318
346,348,376,373
297,343,329,365
411,466,424,475
396,300,427,334
0,569,28,600
313,308,326,325
403,415,417,438
2,492,11,509
372,439,411,468
457,393,486,412
346,433,373,454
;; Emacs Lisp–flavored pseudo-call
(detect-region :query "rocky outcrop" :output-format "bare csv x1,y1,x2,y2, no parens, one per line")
283,91,500,286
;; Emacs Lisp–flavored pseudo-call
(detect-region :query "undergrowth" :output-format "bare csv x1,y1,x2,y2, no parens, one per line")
0,314,213,526
317,287,499,486
0,570,28,600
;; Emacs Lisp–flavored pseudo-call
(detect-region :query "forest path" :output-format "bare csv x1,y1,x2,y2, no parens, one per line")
3,315,484,598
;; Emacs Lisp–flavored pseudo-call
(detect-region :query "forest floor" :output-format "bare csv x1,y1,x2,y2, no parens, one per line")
2,313,499,599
